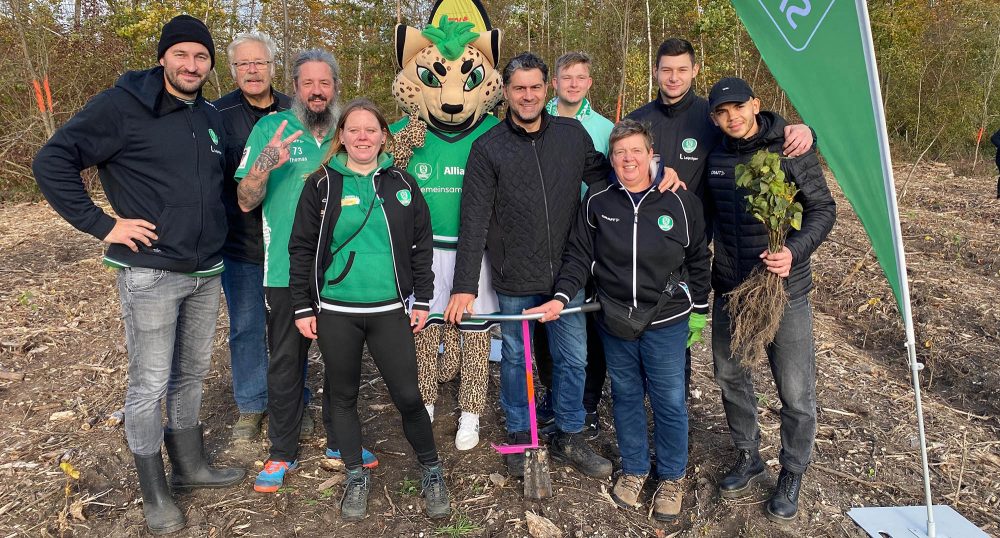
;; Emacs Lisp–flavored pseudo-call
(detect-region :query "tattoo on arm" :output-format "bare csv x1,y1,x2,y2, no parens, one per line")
254,146,280,172
237,146,282,211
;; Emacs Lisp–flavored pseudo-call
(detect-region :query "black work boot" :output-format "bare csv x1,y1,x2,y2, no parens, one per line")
340,467,371,521
719,449,768,499
550,430,612,478
164,424,246,490
505,431,530,477
765,468,802,523
133,452,185,535
421,462,451,519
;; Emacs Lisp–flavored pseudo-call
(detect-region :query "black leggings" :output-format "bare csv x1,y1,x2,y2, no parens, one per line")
316,309,438,469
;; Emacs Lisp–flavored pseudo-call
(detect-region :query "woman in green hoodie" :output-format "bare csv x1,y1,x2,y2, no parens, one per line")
287,98,448,521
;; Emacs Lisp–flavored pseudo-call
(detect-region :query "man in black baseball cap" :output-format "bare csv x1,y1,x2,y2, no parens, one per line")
33,13,241,536
703,75,836,524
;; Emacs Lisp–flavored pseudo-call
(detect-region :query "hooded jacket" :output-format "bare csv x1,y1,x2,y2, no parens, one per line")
705,111,836,299
33,66,227,274
287,155,434,319
553,171,711,328
452,111,611,297
214,87,291,264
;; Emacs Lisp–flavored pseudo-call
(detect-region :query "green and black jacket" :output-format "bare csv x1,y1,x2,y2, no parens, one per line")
288,161,434,318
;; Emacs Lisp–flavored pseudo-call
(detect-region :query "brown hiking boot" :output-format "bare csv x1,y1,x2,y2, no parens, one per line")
652,478,685,521
611,473,647,509
232,413,263,441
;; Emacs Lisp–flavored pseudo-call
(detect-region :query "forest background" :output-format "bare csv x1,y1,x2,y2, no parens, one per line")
1,0,999,201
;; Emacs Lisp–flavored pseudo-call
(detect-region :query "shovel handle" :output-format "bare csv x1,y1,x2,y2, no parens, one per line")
460,301,600,321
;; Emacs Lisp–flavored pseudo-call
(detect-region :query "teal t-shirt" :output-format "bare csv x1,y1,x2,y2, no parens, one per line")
389,115,500,249
235,111,333,287
320,154,398,304
545,97,614,156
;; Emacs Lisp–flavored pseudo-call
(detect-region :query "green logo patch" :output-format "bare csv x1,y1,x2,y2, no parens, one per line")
681,138,697,154
208,128,219,145
396,189,412,206
415,163,432,181
657,215,674,231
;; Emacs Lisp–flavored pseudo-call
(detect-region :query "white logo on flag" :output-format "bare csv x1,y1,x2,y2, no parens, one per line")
758,0,837,52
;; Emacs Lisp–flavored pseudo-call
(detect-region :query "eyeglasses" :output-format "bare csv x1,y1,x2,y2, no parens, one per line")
232,60,272,71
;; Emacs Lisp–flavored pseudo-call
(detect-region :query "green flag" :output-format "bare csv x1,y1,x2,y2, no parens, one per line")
731,0,907,311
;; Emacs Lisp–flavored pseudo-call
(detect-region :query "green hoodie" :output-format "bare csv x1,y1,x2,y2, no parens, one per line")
320,153,400,305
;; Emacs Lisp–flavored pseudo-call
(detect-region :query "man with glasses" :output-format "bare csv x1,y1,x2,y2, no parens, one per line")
214,32,291,442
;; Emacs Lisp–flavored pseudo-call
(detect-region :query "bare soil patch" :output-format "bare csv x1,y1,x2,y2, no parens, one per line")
1,163,998,537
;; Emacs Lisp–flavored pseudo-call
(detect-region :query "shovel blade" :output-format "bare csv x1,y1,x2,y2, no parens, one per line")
523,447,553,500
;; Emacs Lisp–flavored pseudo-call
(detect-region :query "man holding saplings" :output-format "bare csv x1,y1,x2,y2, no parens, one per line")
703,77,836,523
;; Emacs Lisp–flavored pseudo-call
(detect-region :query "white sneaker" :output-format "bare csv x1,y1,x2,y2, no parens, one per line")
425,403,435,423
455,412,480,451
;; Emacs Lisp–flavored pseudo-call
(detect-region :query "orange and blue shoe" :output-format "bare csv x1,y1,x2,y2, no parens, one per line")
253,459,298,493
325,448,379,469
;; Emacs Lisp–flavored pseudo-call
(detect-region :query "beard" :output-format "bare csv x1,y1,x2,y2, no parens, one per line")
293,95,340,134
165,69,208,98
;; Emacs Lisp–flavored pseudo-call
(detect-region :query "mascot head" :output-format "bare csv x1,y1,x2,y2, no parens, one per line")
393,1,502,133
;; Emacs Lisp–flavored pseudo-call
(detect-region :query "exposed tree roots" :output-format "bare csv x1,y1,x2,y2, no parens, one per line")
725,267,788,367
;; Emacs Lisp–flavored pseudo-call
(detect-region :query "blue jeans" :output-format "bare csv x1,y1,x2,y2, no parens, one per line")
600,318,688,480
220,256,268,413
712,294,816,474
118,269,221,456
497,291,587,434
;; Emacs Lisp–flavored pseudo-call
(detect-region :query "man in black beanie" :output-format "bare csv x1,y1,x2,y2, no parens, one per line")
33,14,243,535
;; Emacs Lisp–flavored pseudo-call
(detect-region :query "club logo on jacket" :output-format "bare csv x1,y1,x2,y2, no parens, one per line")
681,138,698,154
658,215,674,231
208,128,219,145
396,189,412,206
415,163,432,181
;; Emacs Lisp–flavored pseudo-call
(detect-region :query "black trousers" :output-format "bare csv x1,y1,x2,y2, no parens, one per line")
264,287,332,461
534,312,606,413
316,309,438,469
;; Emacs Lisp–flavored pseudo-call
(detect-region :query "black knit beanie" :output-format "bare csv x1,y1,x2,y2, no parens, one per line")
158,15,215,68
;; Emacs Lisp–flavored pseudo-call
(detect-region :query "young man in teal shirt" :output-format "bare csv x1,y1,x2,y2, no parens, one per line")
538,51,615,439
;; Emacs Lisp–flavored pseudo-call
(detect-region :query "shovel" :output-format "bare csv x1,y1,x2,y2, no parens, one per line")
463,302,601,500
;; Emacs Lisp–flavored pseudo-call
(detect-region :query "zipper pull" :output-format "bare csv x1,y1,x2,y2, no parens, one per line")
634,208,639,224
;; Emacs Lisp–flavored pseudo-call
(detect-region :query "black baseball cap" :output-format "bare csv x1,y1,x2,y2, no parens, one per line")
708,77,755,110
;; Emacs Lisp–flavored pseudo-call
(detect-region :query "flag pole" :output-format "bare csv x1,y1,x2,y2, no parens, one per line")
854,1,935,536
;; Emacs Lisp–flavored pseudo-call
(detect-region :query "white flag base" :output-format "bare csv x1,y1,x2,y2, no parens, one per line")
848,505,987,538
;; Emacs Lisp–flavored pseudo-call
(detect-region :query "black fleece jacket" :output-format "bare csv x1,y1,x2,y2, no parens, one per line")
32,66,227,273
214,88,291,264
705,111,836,299
553,174,711,327
287,165,434,319
452,111,611,297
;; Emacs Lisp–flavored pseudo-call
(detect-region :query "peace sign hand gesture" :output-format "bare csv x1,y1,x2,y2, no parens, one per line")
253,120,304,173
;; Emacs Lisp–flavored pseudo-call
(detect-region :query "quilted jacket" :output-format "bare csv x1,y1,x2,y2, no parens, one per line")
705,111,836,299
452,111,611,296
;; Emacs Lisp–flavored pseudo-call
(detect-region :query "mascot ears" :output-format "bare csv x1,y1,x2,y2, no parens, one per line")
394,23,501,70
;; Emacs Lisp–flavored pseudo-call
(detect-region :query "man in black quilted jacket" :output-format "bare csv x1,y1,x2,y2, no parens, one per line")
703,77,835,524
444,52,613,480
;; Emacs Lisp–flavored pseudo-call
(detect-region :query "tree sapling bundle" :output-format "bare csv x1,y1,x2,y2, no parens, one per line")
726,149,803,366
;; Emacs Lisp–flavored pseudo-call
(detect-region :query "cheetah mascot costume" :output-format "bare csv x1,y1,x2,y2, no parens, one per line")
390,0,502,451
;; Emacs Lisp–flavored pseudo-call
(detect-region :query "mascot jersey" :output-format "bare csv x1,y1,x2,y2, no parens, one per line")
390,115,499,249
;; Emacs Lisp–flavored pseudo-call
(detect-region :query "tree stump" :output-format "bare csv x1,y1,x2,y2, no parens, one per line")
523,447,553,500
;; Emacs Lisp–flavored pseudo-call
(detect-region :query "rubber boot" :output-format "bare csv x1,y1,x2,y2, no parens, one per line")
133,452,185,535
164,424,246,489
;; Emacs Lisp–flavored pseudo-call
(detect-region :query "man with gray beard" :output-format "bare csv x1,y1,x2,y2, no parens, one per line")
235,49,378,491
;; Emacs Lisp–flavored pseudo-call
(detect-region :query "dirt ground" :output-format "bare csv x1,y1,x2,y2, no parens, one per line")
1,162,998,537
